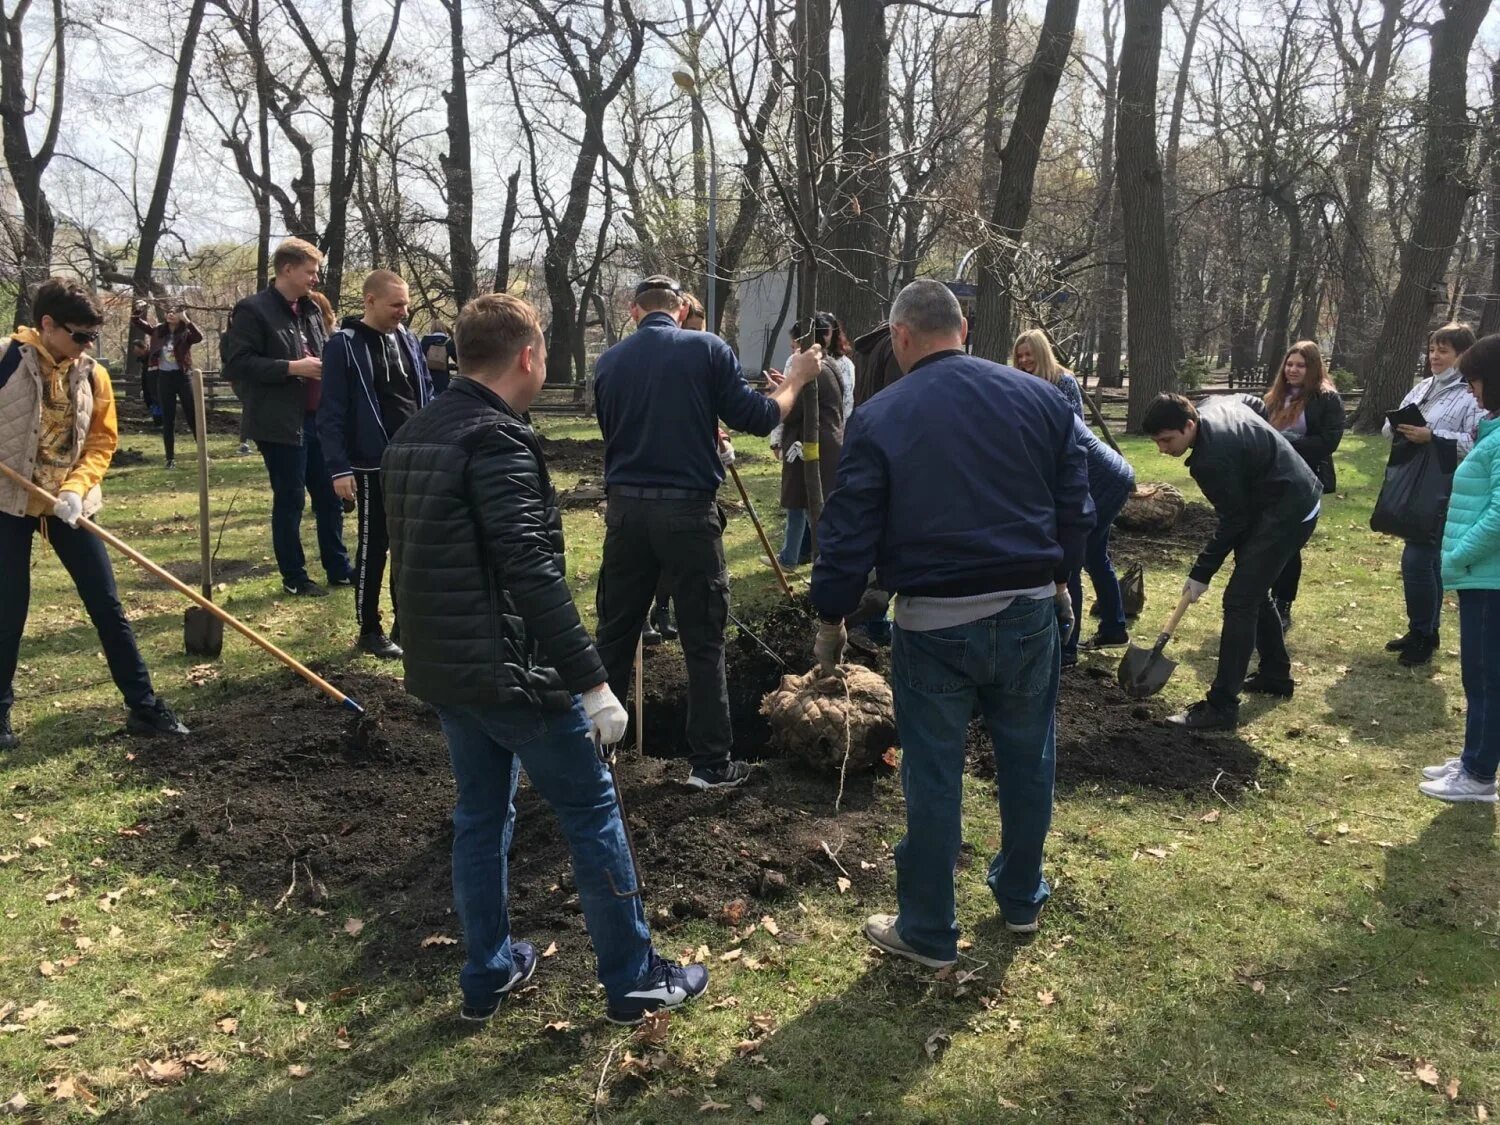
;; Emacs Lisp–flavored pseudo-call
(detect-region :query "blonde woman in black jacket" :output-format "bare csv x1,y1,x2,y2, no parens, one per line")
1265,341,1344,631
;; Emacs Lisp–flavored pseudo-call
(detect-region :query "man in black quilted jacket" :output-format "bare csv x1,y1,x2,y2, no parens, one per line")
382,293,709,1027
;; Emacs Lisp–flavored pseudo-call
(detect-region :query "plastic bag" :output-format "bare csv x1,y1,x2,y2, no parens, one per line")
1370,440,1452,545
1120,562,1146,618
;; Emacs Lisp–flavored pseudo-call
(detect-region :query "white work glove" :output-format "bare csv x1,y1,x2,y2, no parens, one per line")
814,619,847,677
717,429,735,467
581,684,628,746
783,440,804,463
1054,587,1074,634
1183,578,1209,604
53,490,83,528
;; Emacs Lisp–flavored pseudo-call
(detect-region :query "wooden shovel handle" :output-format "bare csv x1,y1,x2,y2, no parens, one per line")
1155,586,1195,650
0,462,363,714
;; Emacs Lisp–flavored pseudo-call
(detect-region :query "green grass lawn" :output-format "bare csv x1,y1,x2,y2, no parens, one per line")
0,414,1496,1123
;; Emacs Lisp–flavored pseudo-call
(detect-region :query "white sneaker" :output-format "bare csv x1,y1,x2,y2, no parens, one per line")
1419,770,1498,804
862,913,956,969
1421,757,1463,780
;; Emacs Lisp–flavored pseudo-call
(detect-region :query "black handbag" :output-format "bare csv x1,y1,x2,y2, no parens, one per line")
1369,439,1454,545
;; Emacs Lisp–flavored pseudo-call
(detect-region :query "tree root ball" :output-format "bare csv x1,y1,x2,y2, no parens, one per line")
760,665,898,773
1115,482,1186,534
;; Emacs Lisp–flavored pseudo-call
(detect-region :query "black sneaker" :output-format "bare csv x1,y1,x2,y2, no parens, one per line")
605,950,710,1025
1080,631,1130,650
358,632,403,660
327,573,354,588
1385,631,1419,653
1164,700,1239,731
641,623,663,647
126,699,189,738
164,459,176,470
686,761,753,790
0,711,17,751
460,941,538,1022
1243,671,1295,698
1399,632,1438,667
652,605,678,641
283,579,330,598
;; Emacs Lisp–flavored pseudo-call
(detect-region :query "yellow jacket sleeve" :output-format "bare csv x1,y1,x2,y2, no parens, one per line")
61,363,118,496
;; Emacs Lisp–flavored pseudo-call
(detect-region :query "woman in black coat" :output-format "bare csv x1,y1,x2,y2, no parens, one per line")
1265,340,1344,631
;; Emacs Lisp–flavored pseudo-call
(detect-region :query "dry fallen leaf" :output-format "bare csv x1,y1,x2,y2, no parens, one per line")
47,1075,96,1104
44,1033,79,1049
1,1092,29,1115
746,1093,765,1112
542,1020,572,1035
1447,1077,1461,1101
698,1099,730,1112
924,1028,951,1060
343,917,365,938
719,948,743,962
635,1010,672,1046
216,1015,239,1035
140,1057,190,1085
287,1064,313,1079
0,854,18,865
37,961,57,979
293,999,308,1016
542,942,559,958
44,886,76,904
760,915,780,936
1414,1060,1440,1088
24,836,51,851
720,898,748,927
1199,809,1221,824
420,933,458,949
836,876,851,894
1037,989,1057,1008
1143,846,1169,859
1476,1103,1488,1122
1251,980,1266,995
812,1114,831,1125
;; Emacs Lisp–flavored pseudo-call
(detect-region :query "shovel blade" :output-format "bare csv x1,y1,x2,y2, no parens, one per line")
184,606,224,659
1117,642,1176,699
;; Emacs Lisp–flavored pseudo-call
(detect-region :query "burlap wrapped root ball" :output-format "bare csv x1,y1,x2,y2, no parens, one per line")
760,665,898,773
1115,482,1186,534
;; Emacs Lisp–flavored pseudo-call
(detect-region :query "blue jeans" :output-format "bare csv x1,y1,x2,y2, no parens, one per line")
1458,590,1500,783
1063,477,1132,659
1402,539,1443,635
890,597,1059,960
258,413,351,586
0,512,156,713
435,700,652,1006
778,507,812,567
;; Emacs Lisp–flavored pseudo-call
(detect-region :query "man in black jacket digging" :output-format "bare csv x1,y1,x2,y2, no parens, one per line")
220,238,352,596
1144,393,1323,730
382,293,709,1026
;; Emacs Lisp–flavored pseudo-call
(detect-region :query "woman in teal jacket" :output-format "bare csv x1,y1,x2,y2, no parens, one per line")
1422,334,1500,803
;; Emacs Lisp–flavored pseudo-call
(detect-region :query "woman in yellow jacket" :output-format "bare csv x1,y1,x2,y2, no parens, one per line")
0,278,188,751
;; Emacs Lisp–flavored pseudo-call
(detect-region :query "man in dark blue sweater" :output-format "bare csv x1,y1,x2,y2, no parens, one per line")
593,276,821,789
810,279,1093,965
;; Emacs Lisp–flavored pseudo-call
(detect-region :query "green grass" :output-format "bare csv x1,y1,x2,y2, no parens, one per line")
0,417,1496,1123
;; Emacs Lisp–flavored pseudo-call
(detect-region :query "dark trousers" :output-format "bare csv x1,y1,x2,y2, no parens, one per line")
155,369,197,463
1063,476,1132,659
1272,549,1303,606
1458,589,1500,784
594,495,732,770
353,471,392,635
1401,539,1444,636
1208,515,1318,711
257,413,351,587
0,511,156,713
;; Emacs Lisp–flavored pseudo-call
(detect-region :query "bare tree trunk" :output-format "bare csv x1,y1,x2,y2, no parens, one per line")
1354,0,1492,430
978,0,1012,205
132,0,207,296
1161,0,1205,232
495,167,520,295
1331,0,1400,371
821,0,890,340
1095,0,1124,388
1259,188,1305,381
971,0,1081,360
1482,58,1500,336
1118,0,1177,430
0,0,64,327
794,0,827,545
440,0,477,307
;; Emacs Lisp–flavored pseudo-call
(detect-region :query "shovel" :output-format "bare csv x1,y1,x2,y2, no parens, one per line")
1117,587,1195,699
184,369,224,657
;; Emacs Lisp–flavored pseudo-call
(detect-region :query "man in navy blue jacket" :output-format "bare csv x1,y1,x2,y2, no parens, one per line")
317,270,442,659
810,279,1093,966
593,276,821,790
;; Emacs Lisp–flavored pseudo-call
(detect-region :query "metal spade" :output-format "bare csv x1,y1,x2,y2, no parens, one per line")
1118,587,1195,699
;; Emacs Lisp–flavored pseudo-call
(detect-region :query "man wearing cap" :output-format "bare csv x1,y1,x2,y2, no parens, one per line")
593,276,823,789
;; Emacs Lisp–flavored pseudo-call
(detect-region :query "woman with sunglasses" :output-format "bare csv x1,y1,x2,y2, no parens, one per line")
0,278,190,752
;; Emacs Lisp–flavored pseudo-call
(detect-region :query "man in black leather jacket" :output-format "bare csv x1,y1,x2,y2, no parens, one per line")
382,293,710,1027
220,238,352,596
1145,393,1322,730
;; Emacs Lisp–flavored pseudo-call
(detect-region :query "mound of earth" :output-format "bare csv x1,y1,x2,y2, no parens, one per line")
537,435,606,474
112,604,1268,986
1110,501,1217,569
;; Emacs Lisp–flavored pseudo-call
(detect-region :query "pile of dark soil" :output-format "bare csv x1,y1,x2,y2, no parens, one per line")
113,603,1267,984
115,389,244,438
538,435,606,475
1110,501,1217,569
160,557,272,586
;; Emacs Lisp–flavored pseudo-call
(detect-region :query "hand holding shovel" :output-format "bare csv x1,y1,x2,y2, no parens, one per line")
1117,584,1197,699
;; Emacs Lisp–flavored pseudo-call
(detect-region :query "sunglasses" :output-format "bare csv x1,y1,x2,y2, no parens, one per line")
66,327,101,345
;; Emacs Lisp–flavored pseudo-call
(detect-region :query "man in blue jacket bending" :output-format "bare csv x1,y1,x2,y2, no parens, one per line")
810,279,1093,965
317,270,444,659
